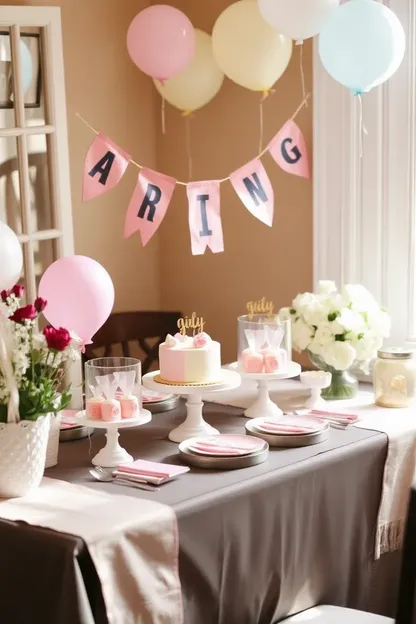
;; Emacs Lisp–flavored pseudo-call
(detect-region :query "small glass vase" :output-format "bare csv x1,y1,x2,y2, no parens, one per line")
308,352,358,401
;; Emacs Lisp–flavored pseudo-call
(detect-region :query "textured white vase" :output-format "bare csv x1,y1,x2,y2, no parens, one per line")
45,413,60,468
0,414,50,498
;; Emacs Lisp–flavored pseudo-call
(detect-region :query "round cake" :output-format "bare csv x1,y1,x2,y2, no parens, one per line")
159,332,222,384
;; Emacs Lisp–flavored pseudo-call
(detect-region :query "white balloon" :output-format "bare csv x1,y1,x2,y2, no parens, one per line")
0,222,23,291
258,0,340,42
212,0,292,92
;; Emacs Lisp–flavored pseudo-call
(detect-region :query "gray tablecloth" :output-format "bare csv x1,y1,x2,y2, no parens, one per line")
0,402,401,624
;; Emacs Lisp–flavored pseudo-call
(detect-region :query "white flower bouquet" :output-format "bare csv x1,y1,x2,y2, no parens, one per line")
280,281,391,398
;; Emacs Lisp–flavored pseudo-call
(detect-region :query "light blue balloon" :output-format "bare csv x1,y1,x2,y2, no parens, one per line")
319,0,405,94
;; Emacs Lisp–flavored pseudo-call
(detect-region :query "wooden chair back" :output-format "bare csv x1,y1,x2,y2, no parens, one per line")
83,311,182,375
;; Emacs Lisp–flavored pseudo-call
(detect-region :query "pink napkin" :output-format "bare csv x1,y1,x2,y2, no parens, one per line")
118,459,189,479
259,421,317,434
254,415,326,435
309,409,358,423
189,435,264,456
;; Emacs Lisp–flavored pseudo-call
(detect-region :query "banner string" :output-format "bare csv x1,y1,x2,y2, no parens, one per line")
185,116,193,181
75,92,310,187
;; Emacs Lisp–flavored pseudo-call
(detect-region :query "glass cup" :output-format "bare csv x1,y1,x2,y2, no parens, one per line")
237,315,291,375
84,357,142,422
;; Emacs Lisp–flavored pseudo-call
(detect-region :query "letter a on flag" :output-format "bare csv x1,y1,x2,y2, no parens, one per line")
82,133,130,201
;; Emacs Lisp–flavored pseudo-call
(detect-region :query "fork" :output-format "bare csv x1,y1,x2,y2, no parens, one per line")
90,467,160,491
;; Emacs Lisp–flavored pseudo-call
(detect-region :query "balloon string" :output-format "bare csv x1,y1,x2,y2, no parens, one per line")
74,92,311,187
259,97,264,153
161,97,166,135
355,93,368,159
299,43,307,105
185,116,193,181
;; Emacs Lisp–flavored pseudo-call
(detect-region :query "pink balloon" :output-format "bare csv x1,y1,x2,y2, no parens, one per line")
38,256,115,344
127,5,196,81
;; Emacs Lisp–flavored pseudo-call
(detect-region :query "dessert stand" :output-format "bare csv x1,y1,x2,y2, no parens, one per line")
142,369,241,443
229,361,302,419
76,409,152,467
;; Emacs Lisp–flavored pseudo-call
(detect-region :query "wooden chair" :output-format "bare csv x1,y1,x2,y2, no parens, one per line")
83,311,182,375
279,482,416,623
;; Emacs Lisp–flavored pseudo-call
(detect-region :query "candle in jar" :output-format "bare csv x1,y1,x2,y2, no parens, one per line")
373,348,416,408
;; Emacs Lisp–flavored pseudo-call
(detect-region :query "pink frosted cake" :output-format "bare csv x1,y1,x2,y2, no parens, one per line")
159,332,222,384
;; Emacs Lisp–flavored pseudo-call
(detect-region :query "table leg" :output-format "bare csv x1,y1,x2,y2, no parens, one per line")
168,394,220,443
244,379,283,419
91,427,134,467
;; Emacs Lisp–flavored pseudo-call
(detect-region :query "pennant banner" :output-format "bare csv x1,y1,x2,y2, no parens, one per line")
82,133,130,202
77,94,311,254
230,158,274,227
124,168,176,246
187,181,224,256
268,119,310,179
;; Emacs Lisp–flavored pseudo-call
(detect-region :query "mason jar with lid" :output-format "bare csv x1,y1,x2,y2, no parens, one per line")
373,348,416,408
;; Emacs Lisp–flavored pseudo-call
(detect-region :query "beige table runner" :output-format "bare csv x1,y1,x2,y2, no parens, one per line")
0,477,183,624
206,377,416,559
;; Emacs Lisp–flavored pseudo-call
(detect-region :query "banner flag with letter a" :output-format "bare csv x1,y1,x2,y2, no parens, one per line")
82,133,130,201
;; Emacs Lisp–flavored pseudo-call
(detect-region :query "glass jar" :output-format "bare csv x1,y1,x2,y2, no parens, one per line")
237,315,291,374
373,348,416,408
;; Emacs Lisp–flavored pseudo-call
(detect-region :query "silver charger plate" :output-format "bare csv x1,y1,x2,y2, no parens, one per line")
143,395,180,413
245,419,329,447
179,437,269,470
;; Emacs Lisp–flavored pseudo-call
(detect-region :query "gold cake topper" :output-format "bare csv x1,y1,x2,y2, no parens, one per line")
177,312,205,336
246,297,275,321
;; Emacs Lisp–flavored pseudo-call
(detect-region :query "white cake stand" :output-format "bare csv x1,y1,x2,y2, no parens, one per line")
229,361,302,419
142,369,241,443
76,409,152,467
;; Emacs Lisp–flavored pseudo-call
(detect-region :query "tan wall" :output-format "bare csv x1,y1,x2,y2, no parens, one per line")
157,1,313,363
9,0,161,312
10,1,312,363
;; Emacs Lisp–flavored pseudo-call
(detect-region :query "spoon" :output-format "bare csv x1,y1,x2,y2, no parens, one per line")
89,467,160,491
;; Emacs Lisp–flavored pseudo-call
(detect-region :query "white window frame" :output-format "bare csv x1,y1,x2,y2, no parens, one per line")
0,6,80,403
313,0,416,362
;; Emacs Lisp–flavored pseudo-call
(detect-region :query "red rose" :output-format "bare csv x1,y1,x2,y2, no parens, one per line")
34,297,47,313
0,290,10,301
11,284,24,298
43,326,71,351
10,304,37,324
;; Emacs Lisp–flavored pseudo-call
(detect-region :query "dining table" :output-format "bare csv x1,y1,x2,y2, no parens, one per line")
0,399,403,624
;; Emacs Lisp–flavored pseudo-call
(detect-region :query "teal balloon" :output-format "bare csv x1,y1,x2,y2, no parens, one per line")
319,0,405,94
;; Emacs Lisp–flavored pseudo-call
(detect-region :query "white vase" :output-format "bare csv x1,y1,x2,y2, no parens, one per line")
45,412,61,468
0,414,50,498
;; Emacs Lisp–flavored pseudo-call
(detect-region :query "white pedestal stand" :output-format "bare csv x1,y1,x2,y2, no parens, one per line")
229,361,302,419
143,370,241,443
76,410,152,467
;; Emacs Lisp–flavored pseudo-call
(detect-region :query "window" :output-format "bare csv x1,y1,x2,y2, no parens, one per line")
0,7,74,301
313,0,415,352
0,7,80,401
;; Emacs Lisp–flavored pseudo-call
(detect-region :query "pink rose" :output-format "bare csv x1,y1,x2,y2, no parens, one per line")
10,304,37,324
193,332,211,348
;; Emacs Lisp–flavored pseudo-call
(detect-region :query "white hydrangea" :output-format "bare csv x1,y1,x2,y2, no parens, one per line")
279,281,391,372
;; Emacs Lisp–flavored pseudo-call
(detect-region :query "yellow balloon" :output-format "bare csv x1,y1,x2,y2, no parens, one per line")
154,30,225,113
212,0,293,92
